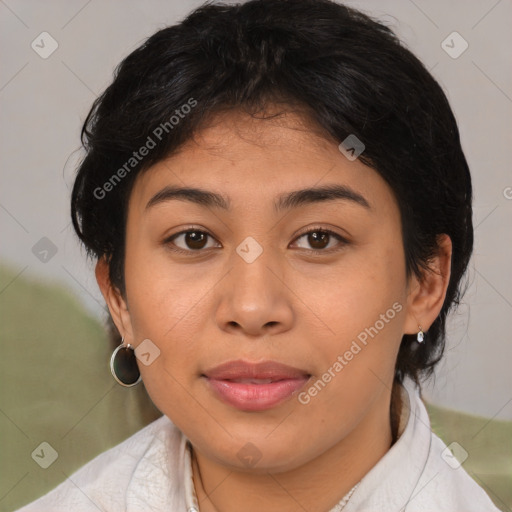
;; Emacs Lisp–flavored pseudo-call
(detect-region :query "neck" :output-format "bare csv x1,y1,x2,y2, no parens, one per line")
191,383,399,512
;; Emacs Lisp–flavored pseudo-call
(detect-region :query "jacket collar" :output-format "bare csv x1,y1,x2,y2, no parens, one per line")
343,378,432,512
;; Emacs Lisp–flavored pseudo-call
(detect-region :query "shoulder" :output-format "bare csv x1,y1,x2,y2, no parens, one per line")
408,428,501,511
400,380,500,512
13,415,181,512
348,379,501,512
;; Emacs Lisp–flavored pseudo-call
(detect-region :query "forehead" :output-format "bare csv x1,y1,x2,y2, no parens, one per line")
184,107,335,153
128,108,395,216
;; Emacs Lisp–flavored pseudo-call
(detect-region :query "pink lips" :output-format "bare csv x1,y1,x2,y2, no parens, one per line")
202,360,311,411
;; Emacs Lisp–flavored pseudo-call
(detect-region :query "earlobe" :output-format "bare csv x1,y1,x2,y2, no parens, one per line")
95,257,133,341
403,234,452,335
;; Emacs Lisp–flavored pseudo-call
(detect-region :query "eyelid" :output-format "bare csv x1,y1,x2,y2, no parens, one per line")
292,225,349,241
163,225,215,241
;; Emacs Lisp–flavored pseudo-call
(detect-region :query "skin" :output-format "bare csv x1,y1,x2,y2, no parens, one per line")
96,107,452,512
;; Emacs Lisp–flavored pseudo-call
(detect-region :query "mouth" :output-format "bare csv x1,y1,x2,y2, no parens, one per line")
202,359,311,411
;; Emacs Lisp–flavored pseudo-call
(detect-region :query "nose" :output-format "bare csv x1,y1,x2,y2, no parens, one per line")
215,246,294,337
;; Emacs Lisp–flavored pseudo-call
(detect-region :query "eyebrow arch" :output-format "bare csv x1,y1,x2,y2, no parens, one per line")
145,184,370,212
145,186,230,211
275,184,371,212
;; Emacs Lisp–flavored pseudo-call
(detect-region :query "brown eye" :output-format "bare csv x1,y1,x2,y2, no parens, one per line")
184,231,207,249
168,230,220,252
308,231,330,249
293,229,347,252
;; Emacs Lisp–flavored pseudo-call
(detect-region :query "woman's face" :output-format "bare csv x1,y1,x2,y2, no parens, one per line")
109,109,423,472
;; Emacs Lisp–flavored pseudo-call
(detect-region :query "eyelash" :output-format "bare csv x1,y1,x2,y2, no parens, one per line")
163,225,349,256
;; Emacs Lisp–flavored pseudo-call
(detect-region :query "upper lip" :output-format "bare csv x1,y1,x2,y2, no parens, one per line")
203,359,310,381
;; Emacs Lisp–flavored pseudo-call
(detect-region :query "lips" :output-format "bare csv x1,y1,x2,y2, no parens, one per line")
202,360,311,411
227,378,275,384
203,359,310,381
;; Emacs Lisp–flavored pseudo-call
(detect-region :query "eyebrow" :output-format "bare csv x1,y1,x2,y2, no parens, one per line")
145,184,371,212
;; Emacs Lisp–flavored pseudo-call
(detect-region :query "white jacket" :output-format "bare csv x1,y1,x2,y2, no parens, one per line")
15,379,500,511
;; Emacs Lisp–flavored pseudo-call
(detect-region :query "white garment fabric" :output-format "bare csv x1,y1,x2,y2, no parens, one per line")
15,378,500,511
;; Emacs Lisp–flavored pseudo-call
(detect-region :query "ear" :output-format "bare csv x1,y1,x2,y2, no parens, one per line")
403,234,452,335
95,257,135,343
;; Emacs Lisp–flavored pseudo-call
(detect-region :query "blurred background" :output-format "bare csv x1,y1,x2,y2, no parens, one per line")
1,0,511,510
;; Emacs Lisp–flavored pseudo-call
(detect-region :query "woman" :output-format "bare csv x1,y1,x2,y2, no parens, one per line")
16,0,500,510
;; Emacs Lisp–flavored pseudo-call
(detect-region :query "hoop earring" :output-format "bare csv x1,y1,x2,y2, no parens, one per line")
110,338,141,387
417,326,424,343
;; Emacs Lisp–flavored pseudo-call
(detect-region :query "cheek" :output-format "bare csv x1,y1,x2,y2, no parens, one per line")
122,242,214,382
122,263,212,429
295,238,407,403
124,226,212,324
299,237,406,345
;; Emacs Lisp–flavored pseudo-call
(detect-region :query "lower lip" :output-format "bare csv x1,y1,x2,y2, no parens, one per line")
204,377,310,411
